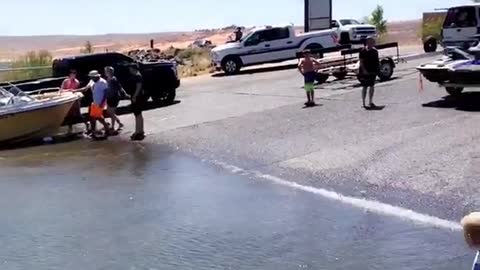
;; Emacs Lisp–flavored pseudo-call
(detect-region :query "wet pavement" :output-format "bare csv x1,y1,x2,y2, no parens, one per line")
0,141,473,270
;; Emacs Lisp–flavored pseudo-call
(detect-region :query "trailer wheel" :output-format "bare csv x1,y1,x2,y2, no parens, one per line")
377,60,394,81
315,73,329,84
446,87,463,96
423,36,437,53
333,71,347,80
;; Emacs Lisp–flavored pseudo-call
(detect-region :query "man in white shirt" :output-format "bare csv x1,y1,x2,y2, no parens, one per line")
79,70,111,139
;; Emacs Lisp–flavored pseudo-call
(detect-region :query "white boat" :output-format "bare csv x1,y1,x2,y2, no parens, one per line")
0,85,80,144
416,45,480,95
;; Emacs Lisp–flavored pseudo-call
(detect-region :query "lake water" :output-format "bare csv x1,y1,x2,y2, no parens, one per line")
0,140,473,270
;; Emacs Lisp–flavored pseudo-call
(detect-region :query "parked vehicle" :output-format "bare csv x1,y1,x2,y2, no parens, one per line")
423,4,480,53
442,4,480,48
189,39,215,49
330,19,377,45
52,52,180,106
421,11,447,53
1,52,180,107
210,24,339,74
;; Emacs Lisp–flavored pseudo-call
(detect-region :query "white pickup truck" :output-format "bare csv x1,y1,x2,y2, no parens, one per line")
331,19,377,45
211,25,338,74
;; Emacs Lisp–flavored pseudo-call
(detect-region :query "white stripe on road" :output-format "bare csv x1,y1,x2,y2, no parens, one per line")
211,160,462,232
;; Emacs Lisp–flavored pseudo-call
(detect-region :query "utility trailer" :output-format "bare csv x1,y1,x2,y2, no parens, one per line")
297,42,400,84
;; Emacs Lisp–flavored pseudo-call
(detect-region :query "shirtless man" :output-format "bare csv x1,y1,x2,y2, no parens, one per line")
298,49,321,106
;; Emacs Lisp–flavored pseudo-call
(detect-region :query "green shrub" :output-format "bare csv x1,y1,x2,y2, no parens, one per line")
172,47,212,77
368,5,388,35
2,50,53,82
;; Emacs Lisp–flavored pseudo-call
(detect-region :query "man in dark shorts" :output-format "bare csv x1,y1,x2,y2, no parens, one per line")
358,37,380,109
105,66,129,131
129,64,145,141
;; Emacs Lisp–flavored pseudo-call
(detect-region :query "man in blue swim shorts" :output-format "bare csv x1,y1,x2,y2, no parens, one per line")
298,49,321,106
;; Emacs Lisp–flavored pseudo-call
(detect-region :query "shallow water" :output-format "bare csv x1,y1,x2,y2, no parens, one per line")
0,141,472,270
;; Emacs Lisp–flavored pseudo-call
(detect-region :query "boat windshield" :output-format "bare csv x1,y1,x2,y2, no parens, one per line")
0,85,34,107
0,87,13,99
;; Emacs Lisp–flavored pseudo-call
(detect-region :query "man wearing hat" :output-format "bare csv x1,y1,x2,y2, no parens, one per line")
79,70,111,138
358,36,380,109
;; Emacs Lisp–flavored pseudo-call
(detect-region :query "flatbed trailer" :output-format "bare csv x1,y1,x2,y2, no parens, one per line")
297,42,401,84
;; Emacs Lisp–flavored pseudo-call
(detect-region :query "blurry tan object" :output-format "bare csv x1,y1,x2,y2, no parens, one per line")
462,212,480,249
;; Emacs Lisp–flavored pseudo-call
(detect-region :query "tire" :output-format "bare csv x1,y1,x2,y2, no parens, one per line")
305,43,324,58
151,88,176,105
423,37,438,53
315,73,329,84
333,71,347,80
339,32,351,45
445,87,463,96
221,57,242,75
377,60,394,81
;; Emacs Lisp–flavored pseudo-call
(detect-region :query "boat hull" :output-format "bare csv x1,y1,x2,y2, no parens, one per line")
417,67,451,83
418,67,480,85
447,70,480,84
0,95,77,144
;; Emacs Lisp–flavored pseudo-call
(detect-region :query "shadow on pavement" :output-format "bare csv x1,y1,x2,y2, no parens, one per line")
365,105,386,111
211,64,298,77
422,92,480,112
0,133,85,151
334,76,399,89
302,103,323,109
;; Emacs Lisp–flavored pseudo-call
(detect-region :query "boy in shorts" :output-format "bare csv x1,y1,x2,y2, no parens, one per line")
298,49,321,106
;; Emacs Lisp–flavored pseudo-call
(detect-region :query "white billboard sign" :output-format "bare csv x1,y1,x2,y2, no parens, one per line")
304,0,332,32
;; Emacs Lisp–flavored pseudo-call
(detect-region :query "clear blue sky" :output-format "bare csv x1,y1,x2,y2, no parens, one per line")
0,0,471,36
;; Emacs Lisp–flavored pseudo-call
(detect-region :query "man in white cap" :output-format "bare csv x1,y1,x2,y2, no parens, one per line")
78,70,111,139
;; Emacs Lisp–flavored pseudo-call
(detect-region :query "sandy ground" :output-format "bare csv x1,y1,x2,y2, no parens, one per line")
0,20,422,60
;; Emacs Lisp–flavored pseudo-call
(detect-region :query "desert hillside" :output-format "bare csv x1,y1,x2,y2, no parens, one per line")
0,20,422,60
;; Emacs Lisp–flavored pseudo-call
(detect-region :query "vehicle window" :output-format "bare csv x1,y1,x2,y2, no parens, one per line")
244,30,270,46
240,30,254,42
339,19,360,25
443,6,477,28
263,27,290,41
331,20,340,28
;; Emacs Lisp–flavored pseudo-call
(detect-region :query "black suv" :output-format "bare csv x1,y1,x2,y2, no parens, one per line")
52,52,180,106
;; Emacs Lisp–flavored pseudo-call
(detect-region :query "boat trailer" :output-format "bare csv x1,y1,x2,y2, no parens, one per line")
297,42,401,84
